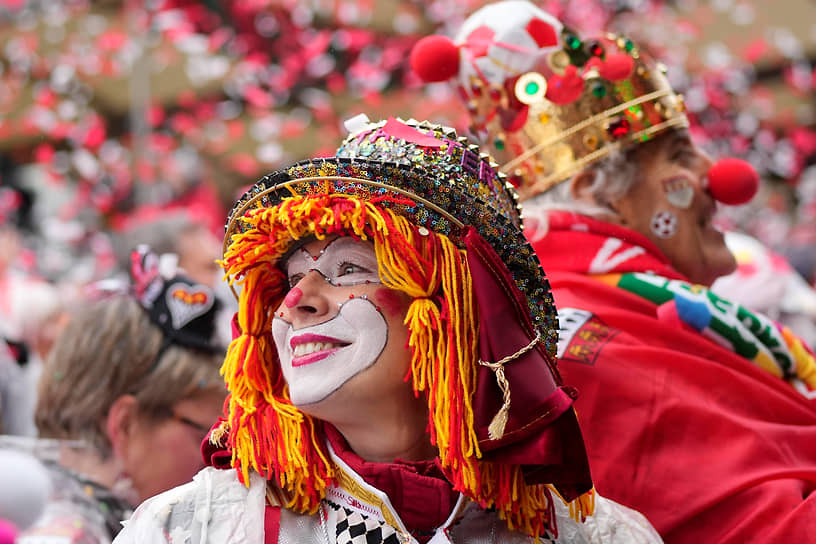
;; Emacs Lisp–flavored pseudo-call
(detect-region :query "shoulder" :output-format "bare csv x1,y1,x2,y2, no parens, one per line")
114,467,267,544
18,504,111,544
554,493,663,544
451,495,661,543
14,448,113,544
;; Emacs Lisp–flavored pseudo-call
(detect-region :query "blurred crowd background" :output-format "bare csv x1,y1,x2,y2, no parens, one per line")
0,0,814,381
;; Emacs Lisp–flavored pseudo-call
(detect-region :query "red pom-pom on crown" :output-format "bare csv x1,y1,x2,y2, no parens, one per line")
707,158,759,205
410,35,461,83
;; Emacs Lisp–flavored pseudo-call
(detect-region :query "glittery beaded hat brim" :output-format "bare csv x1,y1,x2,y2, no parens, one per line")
224,156,559,358
336,118,522,230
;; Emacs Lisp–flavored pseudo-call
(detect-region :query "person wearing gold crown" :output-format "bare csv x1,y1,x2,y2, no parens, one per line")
111,117,662,543
409,2,816,543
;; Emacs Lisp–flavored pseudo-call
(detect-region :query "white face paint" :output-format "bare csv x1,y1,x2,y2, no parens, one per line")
272,297,388,406
650,210,678,239
285,237,381,288
662,176,695,209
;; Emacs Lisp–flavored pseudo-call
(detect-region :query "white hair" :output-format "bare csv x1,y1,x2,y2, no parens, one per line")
522,148,640,223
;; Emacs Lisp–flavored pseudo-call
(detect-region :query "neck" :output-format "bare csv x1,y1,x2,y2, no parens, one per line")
335,421,436,464
323,391,435,464
59,442,120,489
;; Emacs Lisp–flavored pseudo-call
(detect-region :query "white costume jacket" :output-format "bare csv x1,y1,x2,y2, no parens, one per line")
113,443,661,544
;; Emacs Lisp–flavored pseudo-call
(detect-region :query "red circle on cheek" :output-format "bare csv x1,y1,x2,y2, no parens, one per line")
283,287,303,308
374,288,406,318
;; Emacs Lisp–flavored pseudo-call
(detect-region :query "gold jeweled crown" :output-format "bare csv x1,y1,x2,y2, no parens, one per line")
411,0,689,200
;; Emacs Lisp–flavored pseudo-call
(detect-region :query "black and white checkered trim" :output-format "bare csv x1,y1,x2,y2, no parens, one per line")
329,501,401,544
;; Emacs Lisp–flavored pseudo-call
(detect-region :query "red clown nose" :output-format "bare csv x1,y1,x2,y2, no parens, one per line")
706,158,759,205
410,35,460,82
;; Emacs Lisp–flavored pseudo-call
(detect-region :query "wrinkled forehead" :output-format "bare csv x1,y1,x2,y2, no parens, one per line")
637,127,693,157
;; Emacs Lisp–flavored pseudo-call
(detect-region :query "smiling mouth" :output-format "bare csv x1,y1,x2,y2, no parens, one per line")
291,340,350,367
293,341,348,358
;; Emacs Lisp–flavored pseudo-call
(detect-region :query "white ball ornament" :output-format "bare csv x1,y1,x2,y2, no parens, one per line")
0,449,52,531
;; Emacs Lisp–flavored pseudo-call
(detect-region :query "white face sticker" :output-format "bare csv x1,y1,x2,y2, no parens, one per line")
651,210,678,239
284,238,381,288
662,176,694,209
271,297,387,405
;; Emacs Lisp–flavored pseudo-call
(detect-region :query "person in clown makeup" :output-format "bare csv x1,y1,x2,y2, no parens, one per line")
112,117,661,543
410,2,816,543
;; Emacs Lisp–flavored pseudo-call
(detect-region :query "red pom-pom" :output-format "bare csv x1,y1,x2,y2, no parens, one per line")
599,53,635,81
707,158,759,205
410,35,460,83
546,65,584,104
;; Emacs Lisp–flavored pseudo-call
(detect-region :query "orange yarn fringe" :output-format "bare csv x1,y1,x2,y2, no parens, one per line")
220,193,589,537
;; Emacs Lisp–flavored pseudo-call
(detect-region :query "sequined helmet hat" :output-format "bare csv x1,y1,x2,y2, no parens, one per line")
410,0,689,200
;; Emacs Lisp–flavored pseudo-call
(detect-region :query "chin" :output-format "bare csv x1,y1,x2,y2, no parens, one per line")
697,254,738,286
294,386,356,421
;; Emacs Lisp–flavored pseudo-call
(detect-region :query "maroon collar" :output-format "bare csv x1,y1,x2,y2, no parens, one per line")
325,425,459,540
203,420,460,540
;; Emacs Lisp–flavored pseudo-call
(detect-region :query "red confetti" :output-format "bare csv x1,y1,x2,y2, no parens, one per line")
33,144,55,164
229,153,258,176
97,30,128,51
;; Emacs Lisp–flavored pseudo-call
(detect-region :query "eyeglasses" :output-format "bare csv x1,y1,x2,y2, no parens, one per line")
169,411,213,436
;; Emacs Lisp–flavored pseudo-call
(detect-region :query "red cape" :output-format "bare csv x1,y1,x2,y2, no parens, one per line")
531,212,816,543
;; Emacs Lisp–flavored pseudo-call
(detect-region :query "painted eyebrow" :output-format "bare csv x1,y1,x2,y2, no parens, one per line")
296,237,343,260
285,238,377,275
278,236,338,268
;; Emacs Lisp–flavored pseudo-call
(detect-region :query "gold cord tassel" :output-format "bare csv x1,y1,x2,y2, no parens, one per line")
209,420,229,447
479,332,541,440
487,364,510,440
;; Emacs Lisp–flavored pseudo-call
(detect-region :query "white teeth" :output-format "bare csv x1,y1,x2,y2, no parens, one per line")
292,342,343,357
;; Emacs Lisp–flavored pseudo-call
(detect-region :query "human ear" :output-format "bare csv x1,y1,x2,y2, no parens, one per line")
570,168,630,225
569,169,599,204
105,395,139,460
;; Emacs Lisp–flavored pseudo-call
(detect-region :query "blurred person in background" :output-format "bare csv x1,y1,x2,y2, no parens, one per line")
0,227,72,437
411,2,816,541
712,230,816,349
112,211,222,287
0,246,226,543
112,210,235,347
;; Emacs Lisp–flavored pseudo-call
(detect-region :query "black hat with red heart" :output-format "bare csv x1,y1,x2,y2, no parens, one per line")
130,245,222,354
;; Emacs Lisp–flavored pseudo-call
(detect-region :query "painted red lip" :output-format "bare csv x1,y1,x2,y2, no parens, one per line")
291,347,344,367
290,333,348,350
